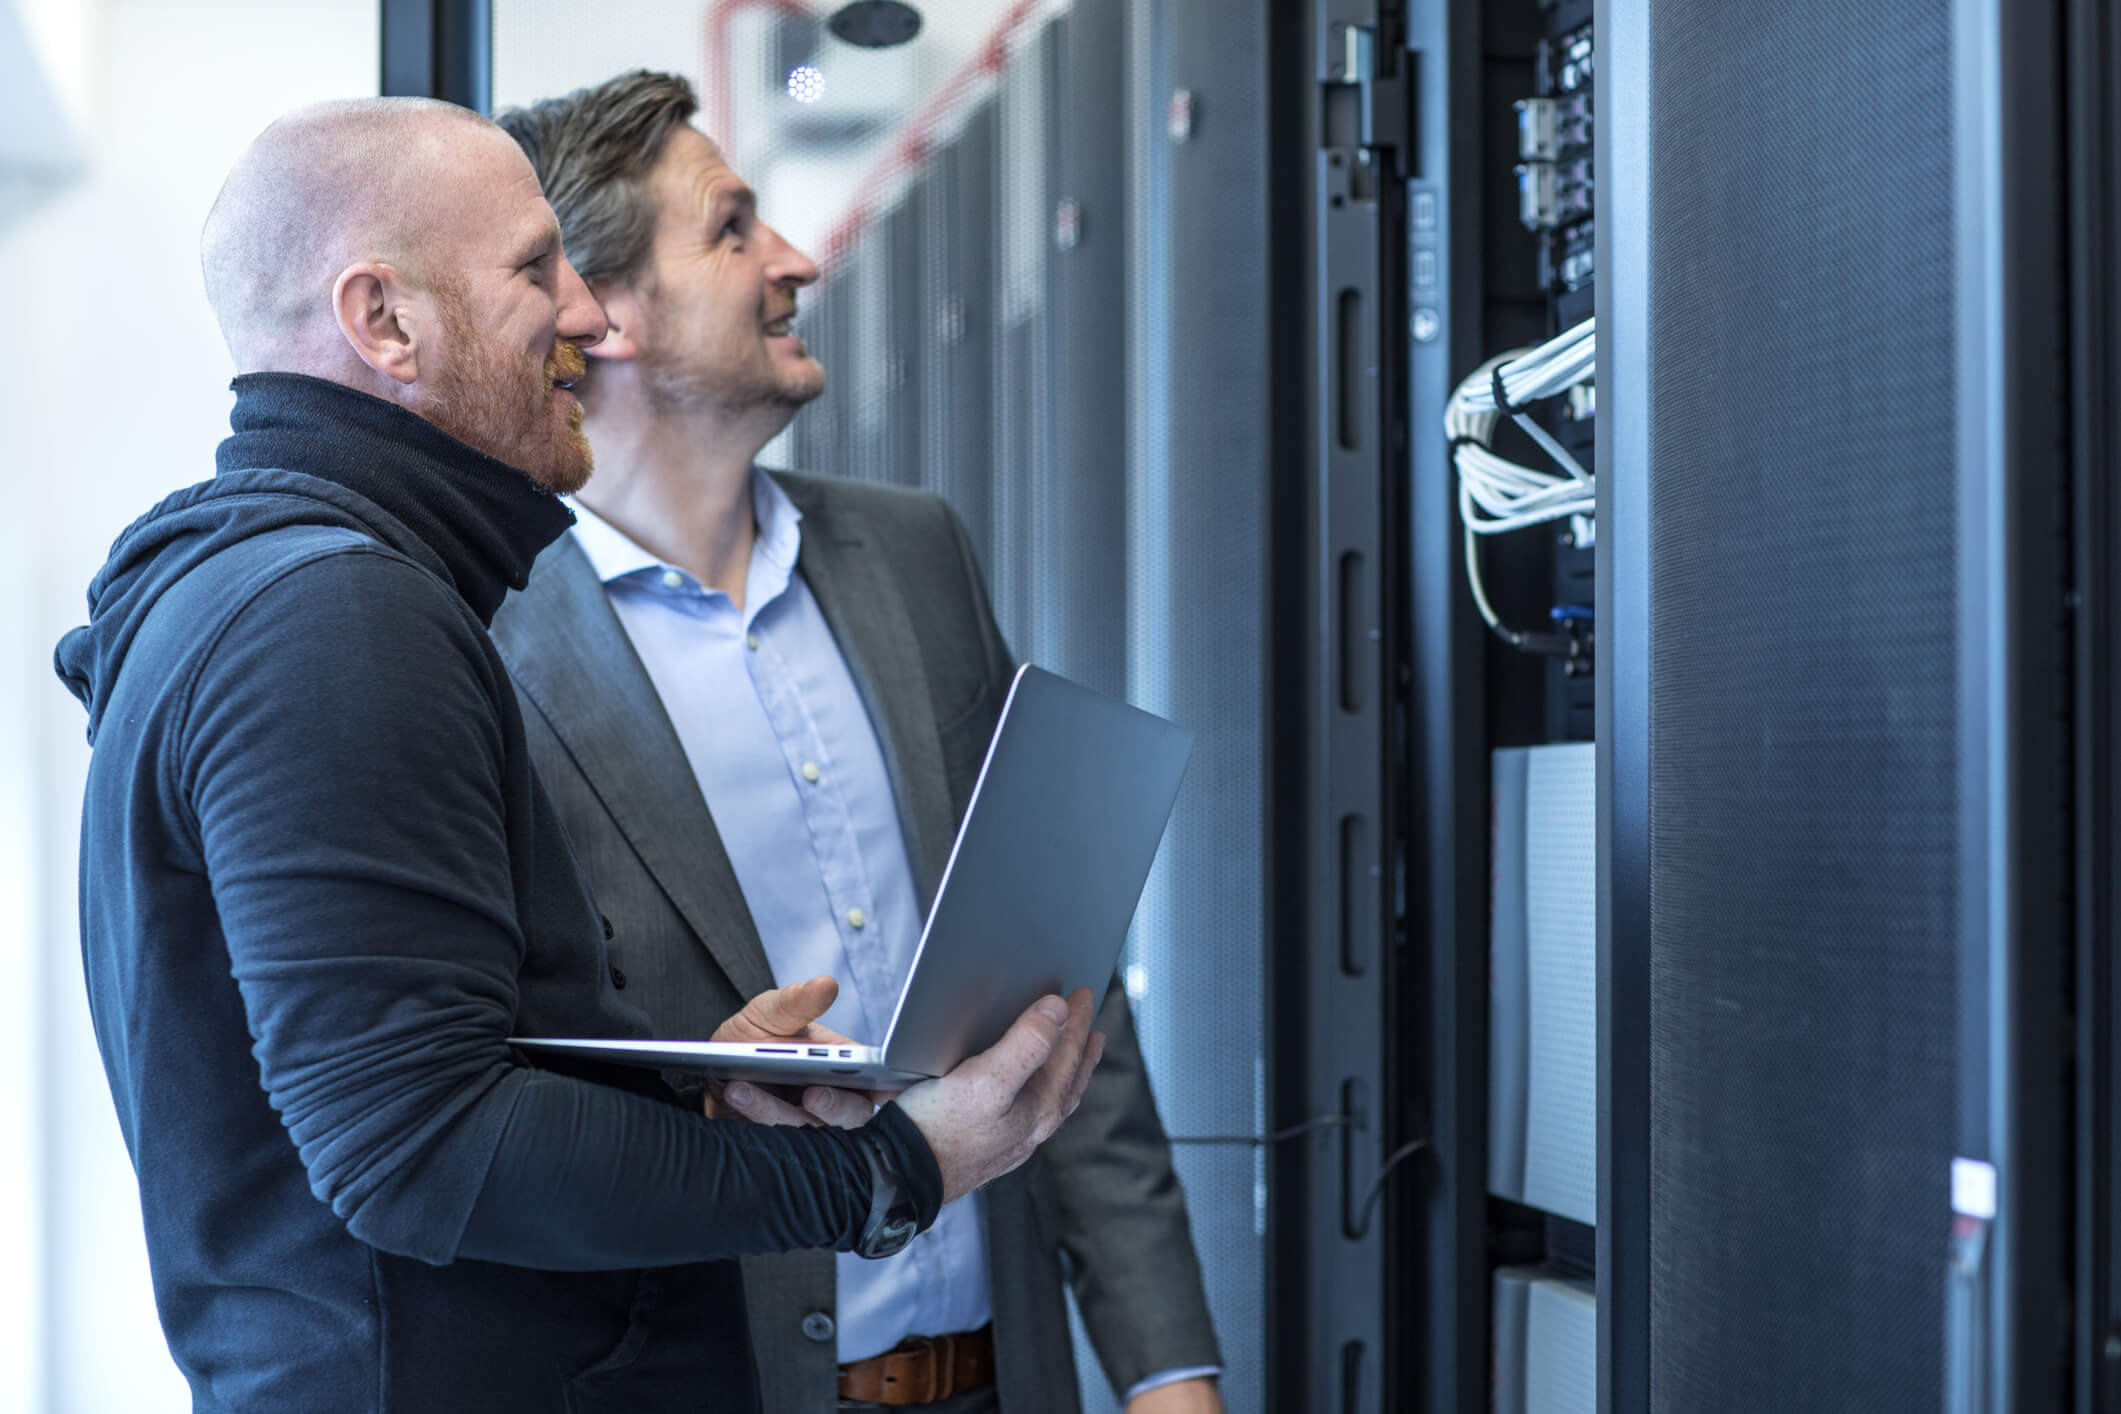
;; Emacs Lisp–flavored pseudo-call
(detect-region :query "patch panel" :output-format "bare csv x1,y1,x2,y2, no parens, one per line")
1534,24,1594,97
1516,157,1592,232
1539,221,1596,293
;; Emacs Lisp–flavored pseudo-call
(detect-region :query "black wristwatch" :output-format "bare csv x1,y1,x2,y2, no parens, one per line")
853,1126,922,1260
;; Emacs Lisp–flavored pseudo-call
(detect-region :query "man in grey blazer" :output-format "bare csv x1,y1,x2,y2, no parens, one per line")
490,72,1223,1414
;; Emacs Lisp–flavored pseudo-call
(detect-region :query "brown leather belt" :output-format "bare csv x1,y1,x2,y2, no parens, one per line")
837,1324,996,1406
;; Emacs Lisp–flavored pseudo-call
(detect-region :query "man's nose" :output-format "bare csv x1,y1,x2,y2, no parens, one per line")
765,224,820,289
554,255,608,348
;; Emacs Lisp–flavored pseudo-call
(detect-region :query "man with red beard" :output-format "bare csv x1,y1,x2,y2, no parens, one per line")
53,96,1104,1414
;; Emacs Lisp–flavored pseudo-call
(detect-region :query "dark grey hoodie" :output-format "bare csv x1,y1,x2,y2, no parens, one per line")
55,373,940,1413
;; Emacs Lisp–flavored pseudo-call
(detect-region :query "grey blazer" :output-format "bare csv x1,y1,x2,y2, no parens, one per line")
490,471,1221,1413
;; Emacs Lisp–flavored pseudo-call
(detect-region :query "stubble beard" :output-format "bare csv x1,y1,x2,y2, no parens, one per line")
639,339,825,425
423,289,594,494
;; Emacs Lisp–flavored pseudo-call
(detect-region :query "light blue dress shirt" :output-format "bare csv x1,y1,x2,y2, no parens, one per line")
568,476,1216,1400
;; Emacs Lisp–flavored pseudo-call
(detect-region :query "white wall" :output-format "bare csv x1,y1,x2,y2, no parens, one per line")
0,2,375,1408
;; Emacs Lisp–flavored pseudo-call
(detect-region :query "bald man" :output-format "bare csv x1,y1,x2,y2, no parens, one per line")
54,97,1102,1414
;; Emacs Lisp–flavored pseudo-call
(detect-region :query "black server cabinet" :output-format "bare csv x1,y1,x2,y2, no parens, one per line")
984,19,1057,663
916,102,998,572
881,194,924,491
1396,0,1500,1408
2069,4,2121,1408
1041,0,1127,700
1600,0,2087,1409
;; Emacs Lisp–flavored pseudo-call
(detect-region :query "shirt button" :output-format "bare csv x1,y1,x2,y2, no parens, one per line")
608,965,627,990
801,761,821,783
746,633,760,651
847,907,867,930
800,1311,835,1343
660,569,684,589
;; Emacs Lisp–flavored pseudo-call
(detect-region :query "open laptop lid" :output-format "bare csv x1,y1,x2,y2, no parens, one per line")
876,665,1193,1078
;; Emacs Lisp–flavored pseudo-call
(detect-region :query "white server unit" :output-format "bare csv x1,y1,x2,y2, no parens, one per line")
1492,1265,1539,1414
1493,1267,1596,1414
1525,1275,1596,1414
1487,742,1597,1225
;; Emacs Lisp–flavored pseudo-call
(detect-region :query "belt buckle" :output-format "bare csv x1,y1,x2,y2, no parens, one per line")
929,1331,959,1401
898,1335,945,1403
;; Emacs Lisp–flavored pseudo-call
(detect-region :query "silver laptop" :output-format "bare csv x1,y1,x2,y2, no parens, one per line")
512,665,1193,1089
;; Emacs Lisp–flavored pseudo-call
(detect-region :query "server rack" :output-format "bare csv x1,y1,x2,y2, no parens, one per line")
1387,1,1611,1409
2069,2,2121,1406
1598,0,2093,1409
914,104,997,565
881,195,924,490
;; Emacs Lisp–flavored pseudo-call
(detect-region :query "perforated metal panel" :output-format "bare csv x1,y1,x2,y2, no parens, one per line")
1117,0,1270,1407
917,106,997,564
1641,3,1958,1408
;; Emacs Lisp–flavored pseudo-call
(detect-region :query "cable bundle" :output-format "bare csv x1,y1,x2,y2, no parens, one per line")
1445,318,1595,645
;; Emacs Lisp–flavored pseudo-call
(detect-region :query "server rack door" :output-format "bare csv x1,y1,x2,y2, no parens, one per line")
1271,0,1409,1409
987,17,1055,662
1044,0,1126,701
1600,0,2075,1409
1947,1,2071,1409
844,234,893,487
916,103,998,561
882,194,923,490
2067,2,2121,1406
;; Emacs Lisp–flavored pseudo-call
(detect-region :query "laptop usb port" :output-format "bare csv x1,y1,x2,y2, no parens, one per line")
840,1049,852,1058
808,1047,829,1056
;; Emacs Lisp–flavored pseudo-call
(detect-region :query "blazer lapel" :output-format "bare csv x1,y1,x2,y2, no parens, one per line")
494,534,780,1000
780,480,958,909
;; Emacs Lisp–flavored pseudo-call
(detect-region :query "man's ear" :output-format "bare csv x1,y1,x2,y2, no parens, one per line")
584,280,643,362
331,262,427,385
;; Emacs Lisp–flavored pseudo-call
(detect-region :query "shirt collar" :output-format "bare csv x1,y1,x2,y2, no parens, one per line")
566,468,805,590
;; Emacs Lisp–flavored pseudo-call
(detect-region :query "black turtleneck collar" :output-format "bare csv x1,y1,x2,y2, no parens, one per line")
215,372,575,624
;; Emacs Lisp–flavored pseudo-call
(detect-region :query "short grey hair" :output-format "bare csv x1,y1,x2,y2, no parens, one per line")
495,70,700,288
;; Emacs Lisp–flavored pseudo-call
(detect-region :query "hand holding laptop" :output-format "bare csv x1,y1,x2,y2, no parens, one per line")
712,975,891,1129
709,974,1108,1206
895,985,1106,1205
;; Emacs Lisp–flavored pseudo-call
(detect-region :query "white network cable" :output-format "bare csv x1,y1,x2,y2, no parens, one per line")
1446,317,1596,646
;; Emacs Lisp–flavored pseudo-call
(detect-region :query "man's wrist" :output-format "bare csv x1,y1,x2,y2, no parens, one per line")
852,1126,919,1259
851,1103,943,1258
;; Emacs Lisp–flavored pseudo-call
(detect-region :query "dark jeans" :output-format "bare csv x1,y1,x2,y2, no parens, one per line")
838,1386,1001,1414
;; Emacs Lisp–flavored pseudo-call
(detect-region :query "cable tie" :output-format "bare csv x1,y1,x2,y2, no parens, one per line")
1490,361,1519,415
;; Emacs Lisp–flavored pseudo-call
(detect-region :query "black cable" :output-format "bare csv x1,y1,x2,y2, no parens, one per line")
1169,1117,1426,1240
1166,1113,1359,1146
1346,1136,1430,1239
